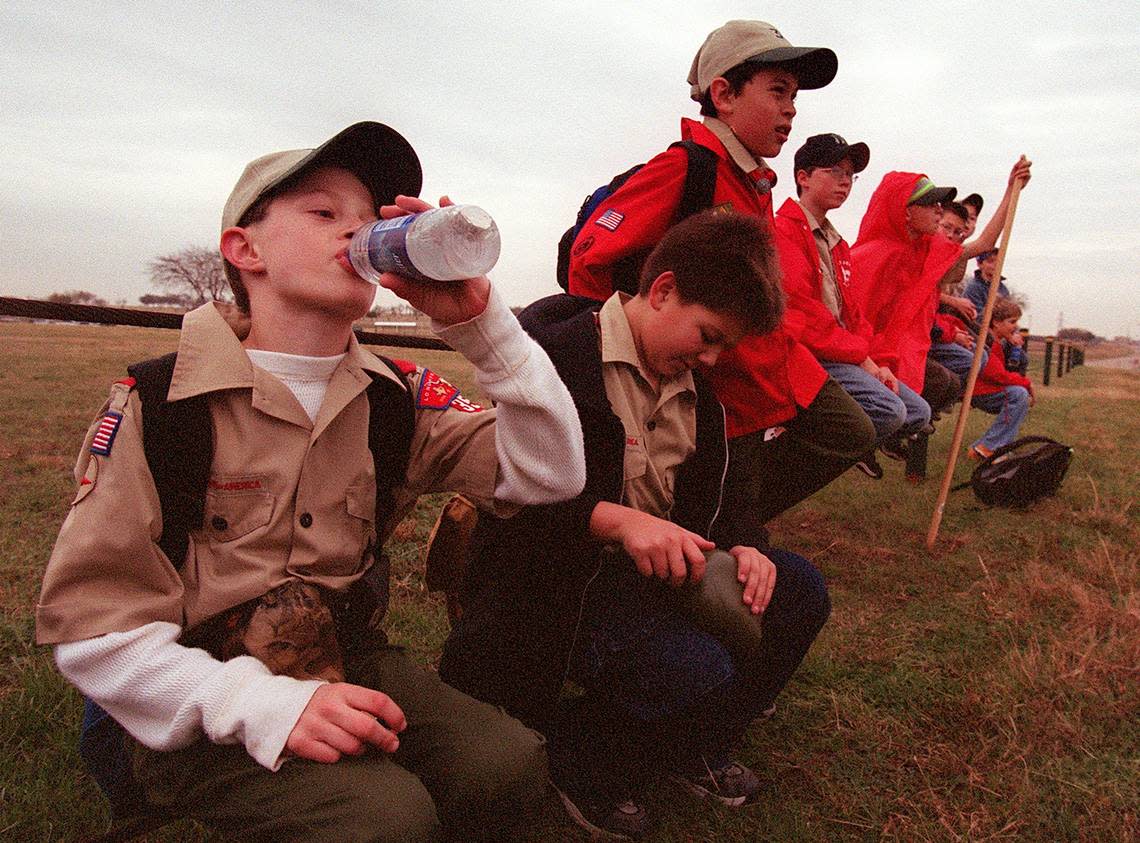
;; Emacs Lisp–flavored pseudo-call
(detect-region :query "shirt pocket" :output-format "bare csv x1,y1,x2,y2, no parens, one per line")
623,441,648,484
204,476,274,543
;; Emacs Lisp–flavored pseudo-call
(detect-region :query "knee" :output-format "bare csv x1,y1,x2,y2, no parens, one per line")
327,764,441,843
447,717,548,816
1009,386,1029,407
768,550,831,634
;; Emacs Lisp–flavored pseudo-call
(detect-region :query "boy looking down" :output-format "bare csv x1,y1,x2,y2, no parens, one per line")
442,211,831,840
36,122,586,842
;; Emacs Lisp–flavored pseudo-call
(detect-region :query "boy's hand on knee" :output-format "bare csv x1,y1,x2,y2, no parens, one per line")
286,683,407,763
730,546,777,615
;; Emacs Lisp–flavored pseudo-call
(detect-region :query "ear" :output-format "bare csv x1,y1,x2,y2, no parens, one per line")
708,77,735,116
220,227,265,276
795,168,811,192
646,271,676,310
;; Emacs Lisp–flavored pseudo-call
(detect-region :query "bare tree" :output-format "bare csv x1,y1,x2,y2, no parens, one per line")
148,246,230,307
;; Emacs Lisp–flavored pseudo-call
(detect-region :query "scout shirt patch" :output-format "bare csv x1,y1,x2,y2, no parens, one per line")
88,377,136,456
417,370,484,413
89,411,123,456
595,209,624,232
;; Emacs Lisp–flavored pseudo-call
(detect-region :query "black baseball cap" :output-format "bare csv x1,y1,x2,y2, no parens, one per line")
794,133,870,175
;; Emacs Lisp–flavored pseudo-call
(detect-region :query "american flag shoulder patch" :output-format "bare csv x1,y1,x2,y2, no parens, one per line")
90,411,124,456
595,208,624,232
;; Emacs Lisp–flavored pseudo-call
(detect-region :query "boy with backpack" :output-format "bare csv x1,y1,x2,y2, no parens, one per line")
566,19,875,531
969,296,1035,460
35,121,586,842
441,211,831,840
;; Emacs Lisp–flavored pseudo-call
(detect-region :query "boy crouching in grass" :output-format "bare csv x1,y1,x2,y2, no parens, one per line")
441,210,831,840
35,121,586,842
969,296,1034,460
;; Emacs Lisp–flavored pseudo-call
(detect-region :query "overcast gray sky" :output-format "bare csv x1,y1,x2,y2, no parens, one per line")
3,1,1138,338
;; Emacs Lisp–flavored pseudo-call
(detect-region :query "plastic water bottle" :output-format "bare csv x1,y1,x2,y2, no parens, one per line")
348,205,501,284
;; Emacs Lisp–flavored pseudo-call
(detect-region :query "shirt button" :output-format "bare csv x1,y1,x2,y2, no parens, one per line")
211,515,228,532
299,512,313,528
646,419,657,431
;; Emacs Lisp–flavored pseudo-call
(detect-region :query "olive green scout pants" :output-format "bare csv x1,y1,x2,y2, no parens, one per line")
132,645,547,842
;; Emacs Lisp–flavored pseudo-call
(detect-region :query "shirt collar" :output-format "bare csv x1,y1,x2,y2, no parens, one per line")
796,200,842,249
701,117,777,191
598,292,695,397
167,302,403,401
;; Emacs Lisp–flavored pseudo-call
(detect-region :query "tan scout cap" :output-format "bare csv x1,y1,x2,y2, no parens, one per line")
688,20,838,100
221,121,422,232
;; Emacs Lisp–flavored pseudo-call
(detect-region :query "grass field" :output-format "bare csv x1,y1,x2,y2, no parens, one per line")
1,321,1137,842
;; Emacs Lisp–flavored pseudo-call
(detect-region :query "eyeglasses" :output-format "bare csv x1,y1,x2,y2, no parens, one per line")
816,166,858,183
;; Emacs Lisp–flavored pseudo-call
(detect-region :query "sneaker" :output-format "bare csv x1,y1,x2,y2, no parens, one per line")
671,758,760,807
968,444,993,461
879,436,909,462
555,786,648,841
854,453,884,479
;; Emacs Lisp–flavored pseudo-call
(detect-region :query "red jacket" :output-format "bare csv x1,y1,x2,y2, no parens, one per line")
849,172,962,393
773,198,871,365
567,118,827,437
974,337,1032,397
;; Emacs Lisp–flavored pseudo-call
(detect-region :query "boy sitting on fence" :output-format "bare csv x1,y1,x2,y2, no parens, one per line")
35,121,586,842
969,297,1035,460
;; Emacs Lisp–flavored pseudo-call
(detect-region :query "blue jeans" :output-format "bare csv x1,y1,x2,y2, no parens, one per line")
971,386,1030,451
549,548,830,801
930,341,988,385
821,360,930,441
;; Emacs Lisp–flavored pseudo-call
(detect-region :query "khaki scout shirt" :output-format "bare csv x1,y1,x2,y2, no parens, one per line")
36,303,500,644
798,200,845,325
599,293,697,520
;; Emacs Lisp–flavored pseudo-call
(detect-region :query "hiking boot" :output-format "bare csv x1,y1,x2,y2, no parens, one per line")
854,453,884,479
555,786,648,840
670,758,760,807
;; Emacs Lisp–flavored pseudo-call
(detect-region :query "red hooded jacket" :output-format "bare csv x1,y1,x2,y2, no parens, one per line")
567,118,827,437
773,198,871,365
849,171,962,392
974,337,1032,397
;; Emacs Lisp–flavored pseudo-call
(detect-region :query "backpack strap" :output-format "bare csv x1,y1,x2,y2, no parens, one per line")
672,139,719,224
126,353,213,568
365,356,416,528
610,141,720,295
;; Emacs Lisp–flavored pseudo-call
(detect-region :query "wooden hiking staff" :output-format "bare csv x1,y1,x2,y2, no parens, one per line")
926,160,1028,550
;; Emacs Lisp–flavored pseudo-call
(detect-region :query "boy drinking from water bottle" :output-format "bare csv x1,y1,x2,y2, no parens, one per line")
36,121,586,842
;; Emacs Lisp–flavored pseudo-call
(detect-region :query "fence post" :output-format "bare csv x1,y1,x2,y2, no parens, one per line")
1043,337,1053,385
1057,341,1066,379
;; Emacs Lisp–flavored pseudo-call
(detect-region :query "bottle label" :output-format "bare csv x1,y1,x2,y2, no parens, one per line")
363,216,433,283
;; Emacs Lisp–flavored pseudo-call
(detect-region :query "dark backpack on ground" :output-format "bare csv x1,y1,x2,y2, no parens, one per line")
78,350,415,821
953,435,1074,507
554,139,718,294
